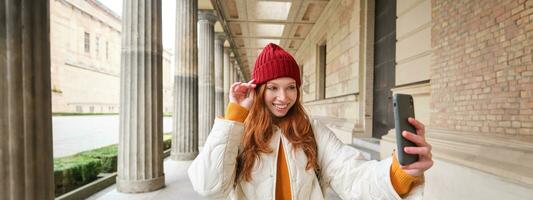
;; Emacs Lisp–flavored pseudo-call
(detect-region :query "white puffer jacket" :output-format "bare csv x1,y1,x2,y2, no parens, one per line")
188,118,424,200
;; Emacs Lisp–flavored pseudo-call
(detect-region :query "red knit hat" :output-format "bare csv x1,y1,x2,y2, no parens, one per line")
253,43,301,87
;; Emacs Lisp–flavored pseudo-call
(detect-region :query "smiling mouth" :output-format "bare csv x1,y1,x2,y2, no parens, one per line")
273,104,288,110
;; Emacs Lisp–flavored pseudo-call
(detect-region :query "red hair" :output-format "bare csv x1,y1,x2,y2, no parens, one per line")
236,84,319,182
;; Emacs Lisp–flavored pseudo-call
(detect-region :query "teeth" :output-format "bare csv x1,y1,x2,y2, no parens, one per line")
274,104,287,109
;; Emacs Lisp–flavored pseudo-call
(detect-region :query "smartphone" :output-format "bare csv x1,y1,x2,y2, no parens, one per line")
393,93,419,165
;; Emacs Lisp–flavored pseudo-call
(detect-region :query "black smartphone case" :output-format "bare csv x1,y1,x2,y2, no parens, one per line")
393,93,419,165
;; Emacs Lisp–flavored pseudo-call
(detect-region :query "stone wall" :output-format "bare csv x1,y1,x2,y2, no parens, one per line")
296,0,362,100
50,0,121,113
392,0,432,125
295,0,366,142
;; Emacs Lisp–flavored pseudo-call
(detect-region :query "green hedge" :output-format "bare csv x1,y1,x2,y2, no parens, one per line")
54,155,102,196
78,144,118,173
163,134,172,150
54,134,172,197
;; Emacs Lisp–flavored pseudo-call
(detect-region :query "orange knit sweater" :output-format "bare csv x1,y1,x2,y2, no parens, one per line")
225,103,421,199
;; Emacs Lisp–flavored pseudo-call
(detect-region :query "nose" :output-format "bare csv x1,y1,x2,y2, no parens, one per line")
276,89,288,102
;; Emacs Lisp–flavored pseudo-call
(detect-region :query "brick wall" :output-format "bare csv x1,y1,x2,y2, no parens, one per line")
431,0,533,136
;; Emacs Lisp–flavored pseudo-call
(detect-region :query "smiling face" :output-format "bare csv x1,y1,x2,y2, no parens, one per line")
263,77,298,118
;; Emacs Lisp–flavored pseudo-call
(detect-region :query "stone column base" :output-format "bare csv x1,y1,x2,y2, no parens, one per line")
171,152,198,160
116,175,165,193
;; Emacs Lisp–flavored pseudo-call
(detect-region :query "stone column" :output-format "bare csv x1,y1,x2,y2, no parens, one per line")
198,10,217,148
214,33,226,117
0,1,54,199
228,58,234,84
172,0,198,160
117,0,165,193
223,48,231,107
238,68,244,82
233,61,239,82
230,61,235,83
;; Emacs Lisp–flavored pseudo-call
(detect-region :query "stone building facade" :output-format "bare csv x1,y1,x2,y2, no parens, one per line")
50,0,173,114
1,0,531,199
293,0,532,199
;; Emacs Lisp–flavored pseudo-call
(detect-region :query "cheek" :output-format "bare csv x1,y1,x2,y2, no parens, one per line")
289,90,298,101
288,91,298,107
263,92,274,105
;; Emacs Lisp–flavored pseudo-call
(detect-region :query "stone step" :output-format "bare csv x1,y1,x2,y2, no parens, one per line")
350,137,381,160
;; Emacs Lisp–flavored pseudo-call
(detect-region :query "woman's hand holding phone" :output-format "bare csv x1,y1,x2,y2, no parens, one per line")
399,118,433,177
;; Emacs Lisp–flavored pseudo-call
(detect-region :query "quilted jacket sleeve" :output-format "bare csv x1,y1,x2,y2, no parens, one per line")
188,118,244,199
312,119,424,200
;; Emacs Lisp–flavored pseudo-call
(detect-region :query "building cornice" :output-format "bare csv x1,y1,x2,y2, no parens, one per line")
56,0,121,33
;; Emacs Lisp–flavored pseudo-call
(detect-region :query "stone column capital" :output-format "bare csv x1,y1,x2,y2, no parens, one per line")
198,10,218,24
215,32,226,41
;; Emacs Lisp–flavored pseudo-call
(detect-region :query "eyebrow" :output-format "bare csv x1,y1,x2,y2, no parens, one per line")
267,81,296,86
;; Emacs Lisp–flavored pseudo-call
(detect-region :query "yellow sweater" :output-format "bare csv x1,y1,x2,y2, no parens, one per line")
225,103,421,199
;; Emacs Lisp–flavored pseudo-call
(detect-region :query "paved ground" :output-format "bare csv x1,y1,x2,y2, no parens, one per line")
88,160,342,200
88,160,205,200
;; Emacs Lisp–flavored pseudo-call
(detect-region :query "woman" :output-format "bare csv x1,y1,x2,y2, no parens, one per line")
188,43,433,200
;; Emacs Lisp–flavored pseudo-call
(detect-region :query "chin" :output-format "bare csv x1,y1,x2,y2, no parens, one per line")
269,105,293,118
268,109,287,118
274,113,288,118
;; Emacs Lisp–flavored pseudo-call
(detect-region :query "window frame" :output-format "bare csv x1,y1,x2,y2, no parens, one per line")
316,41,327,100
84,32,90,53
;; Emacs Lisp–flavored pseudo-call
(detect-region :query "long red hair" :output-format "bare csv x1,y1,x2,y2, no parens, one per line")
236,84,319,182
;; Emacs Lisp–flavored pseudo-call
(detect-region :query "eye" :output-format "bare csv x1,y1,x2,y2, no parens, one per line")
288,85,296,90
267,86,278,91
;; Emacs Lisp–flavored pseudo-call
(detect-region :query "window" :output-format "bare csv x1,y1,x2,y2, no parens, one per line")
76,106,83,113
84,32,90,53
317,42,326,99
96,37,99,57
